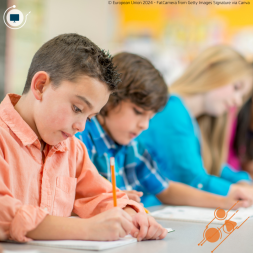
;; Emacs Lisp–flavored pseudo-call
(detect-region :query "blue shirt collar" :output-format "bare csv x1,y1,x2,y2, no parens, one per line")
87,117,129,156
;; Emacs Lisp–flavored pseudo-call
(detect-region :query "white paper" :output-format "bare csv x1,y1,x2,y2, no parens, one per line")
151,206,253,224
28,235,137,251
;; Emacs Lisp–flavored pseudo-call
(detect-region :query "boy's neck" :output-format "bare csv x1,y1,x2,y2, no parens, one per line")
97,115,114,142
14,94,44,150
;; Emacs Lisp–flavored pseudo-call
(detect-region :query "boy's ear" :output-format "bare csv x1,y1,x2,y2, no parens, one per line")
30,71,50,100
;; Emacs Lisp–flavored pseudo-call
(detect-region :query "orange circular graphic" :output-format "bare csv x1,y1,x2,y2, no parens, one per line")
223,220,237,234
214,208,227,220
205,228,221,243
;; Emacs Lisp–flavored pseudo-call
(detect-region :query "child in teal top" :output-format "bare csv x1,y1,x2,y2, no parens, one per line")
139,45,253,197
138,95,252,196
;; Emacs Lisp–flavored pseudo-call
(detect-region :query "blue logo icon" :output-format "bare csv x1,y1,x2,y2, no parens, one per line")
3,5,31,29
10,14,19,23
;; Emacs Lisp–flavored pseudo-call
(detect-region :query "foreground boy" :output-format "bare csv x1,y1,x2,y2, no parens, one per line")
0,34,167,242
76,52,253,209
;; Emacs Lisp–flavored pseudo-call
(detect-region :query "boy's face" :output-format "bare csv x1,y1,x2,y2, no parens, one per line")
33,75,110,146
102,100,155,145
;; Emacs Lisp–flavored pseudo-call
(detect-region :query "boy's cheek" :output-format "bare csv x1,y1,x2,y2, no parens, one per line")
44,107,71,129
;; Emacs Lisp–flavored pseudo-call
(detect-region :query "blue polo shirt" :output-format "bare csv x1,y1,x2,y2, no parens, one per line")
75,117,169,207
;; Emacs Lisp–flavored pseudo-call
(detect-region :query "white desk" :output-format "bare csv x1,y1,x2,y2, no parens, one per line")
1,206,253,253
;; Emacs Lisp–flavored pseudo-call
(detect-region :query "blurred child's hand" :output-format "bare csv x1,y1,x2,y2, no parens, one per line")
226,184,253,209
84,207,138,241
122,190,143,203
236,183,253,201
130,213,167,241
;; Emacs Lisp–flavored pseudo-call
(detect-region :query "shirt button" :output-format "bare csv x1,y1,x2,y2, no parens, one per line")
44,207,48,212
197,183,203,189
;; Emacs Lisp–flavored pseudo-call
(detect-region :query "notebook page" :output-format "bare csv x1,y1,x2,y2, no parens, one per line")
28,235,137,251
150,206,253,224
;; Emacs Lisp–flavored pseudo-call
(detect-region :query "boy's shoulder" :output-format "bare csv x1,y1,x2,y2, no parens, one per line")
0,117,10,132
0,117,15,143
0,118,23,157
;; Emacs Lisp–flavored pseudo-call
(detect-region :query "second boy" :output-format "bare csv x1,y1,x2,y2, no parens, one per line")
76,52,253,209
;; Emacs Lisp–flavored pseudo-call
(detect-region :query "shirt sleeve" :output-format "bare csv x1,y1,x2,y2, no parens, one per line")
138,95,232,196
221,164,252,184
73,139,145,218
154,133,232,196
0,149,48,242
133,141,169,195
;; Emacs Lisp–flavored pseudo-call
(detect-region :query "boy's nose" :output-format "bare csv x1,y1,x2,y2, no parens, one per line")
73,120,86,133
138,118,149,131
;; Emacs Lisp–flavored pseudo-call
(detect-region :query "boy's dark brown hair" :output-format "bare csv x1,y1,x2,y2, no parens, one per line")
100,52,168,116
23,33,120,94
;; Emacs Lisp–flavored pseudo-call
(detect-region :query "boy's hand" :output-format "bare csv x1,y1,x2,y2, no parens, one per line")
83,207,139,241
130,213,167,241
225,184,253,209
122,190,143,203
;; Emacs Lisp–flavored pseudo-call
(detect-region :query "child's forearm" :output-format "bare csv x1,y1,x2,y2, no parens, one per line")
26,215,87,240
156,181,225,208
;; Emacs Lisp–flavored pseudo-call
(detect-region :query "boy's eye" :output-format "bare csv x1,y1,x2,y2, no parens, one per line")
133,108,143,115
73,105,82,113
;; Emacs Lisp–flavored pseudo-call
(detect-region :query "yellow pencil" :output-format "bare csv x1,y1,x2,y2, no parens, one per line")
110,157,117,207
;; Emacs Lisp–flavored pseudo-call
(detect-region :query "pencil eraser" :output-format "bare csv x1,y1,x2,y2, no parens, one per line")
110,157,115,166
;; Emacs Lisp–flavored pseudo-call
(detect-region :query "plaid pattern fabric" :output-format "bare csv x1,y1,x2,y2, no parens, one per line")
75,117,169,196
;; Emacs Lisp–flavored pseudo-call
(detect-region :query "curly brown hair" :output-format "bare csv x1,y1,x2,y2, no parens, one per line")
23,33,121,94
100,52,168,116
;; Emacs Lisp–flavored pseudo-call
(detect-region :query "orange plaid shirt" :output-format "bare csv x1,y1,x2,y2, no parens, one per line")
0,94,144,242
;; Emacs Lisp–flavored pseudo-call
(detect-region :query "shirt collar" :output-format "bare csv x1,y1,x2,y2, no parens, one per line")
0,94,68,152
87,117,129,156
